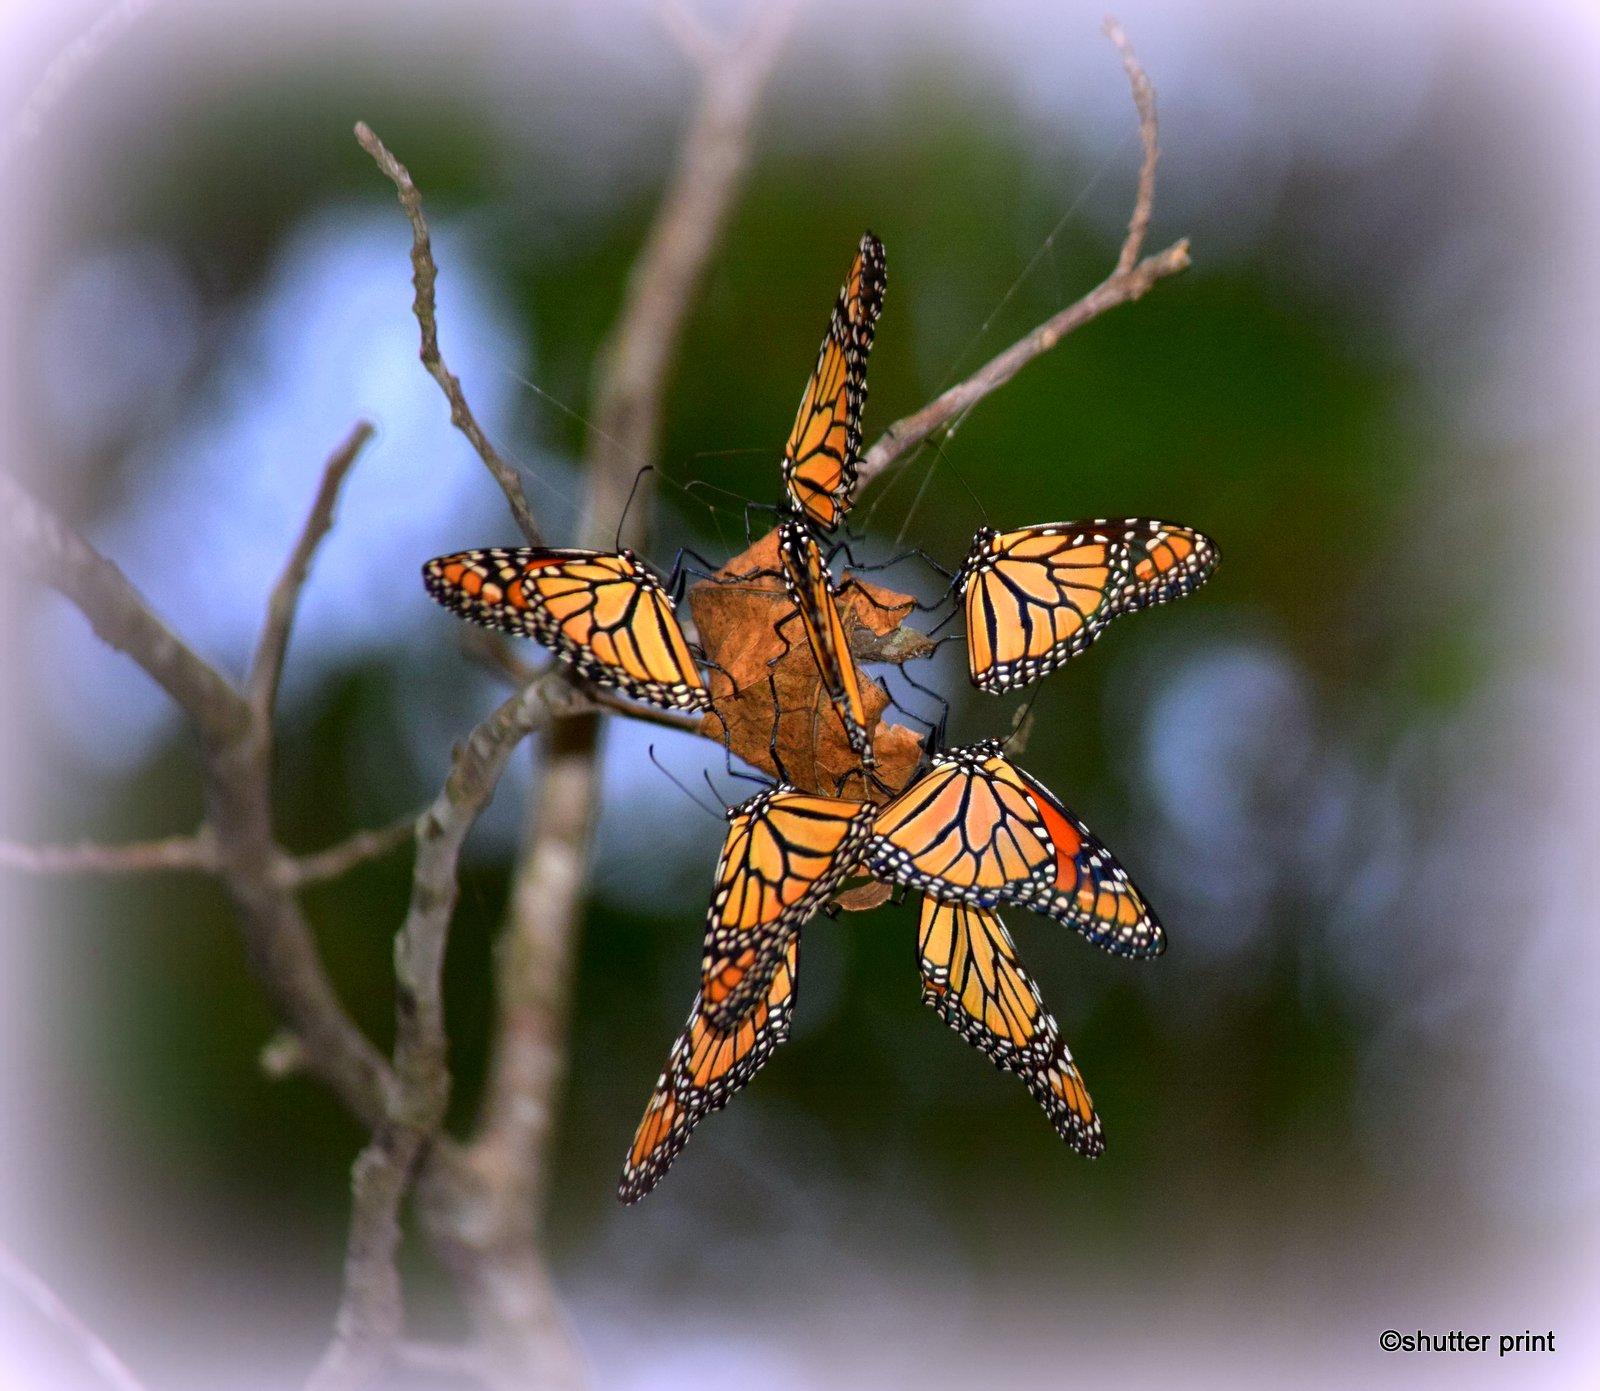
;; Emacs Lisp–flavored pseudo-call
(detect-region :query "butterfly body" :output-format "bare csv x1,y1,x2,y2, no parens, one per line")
959,519,1218,694
620,784,873,1201
422,546,711,712
774,519,876,766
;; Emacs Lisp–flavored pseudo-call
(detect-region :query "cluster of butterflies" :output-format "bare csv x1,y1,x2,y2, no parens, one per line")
422,233,1218,1203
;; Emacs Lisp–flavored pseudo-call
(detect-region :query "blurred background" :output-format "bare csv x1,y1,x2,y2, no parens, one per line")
1,0,1597,1387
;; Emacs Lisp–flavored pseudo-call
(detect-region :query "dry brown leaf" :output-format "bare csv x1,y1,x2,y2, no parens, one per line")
692,528,926,799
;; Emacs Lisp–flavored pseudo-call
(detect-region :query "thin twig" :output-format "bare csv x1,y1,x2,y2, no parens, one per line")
0,831,215,875
588,687,704,734
354,123,542,547
1105,15,1158,274
0,812,418,889
0,1240,149,1391
248,421,374,719
308,675,560,1391
0,472,250,750
857,18,1188,489
279,814,419,888
579,0,801,551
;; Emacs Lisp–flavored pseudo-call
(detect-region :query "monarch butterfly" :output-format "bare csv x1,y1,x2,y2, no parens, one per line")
421,547,711,712
780,232,887,531
699,783,874,1032
775,518,875,767
619,931,798,1204
864,739,1163,958
619,784,870,1201
917,896,1101,1154
958,520,1218,694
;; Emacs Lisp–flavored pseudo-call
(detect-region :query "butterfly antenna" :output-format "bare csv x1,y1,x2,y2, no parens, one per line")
929,434,990,530
615,465,654,552
700,768,730,810
647,745,723,821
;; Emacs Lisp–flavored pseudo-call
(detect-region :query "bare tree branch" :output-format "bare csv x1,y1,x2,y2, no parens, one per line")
0,472,250,750
0,1240,149,1391
308,673,563,1390
459,627,703,735
304,1131,413,1391
657,0,722,70
0,467,395,1131
857,18,1189,490
278,813,418,888
0,812,417,889
1105,15,1159,275
0,831,216,875
248,422,374,720
354,122,543,547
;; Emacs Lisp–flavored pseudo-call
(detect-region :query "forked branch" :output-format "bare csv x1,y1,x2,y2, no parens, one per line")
858,16,1188,488
355,123,543,547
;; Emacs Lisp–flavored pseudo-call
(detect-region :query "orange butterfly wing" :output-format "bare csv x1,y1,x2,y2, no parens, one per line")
619,933,799,1204
960,519,1218,693
701,786,873,1031
917,896,1102,1155
862,741,1054,901
864,741,1164,959
996,763,1165,958
775,520,875,765
780,233,886,530
422,546,710,712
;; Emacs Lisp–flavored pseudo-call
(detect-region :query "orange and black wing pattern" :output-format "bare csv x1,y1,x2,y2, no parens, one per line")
995,762,1164,958
958,520,1218,693
780,232,887,530
862,740,1055,904
422,546,710,712
917,897,1102,1154
700,785,874,1031
776,519,875,766
619,933,799,1204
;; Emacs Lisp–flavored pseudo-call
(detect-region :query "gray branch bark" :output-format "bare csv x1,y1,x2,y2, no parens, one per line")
0,439,397,1132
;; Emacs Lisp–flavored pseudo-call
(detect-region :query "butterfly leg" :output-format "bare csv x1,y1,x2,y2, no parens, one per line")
762,668,798,788
660,546,732,603
883,661,952,754
836,573,951,622
828,535,957,586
